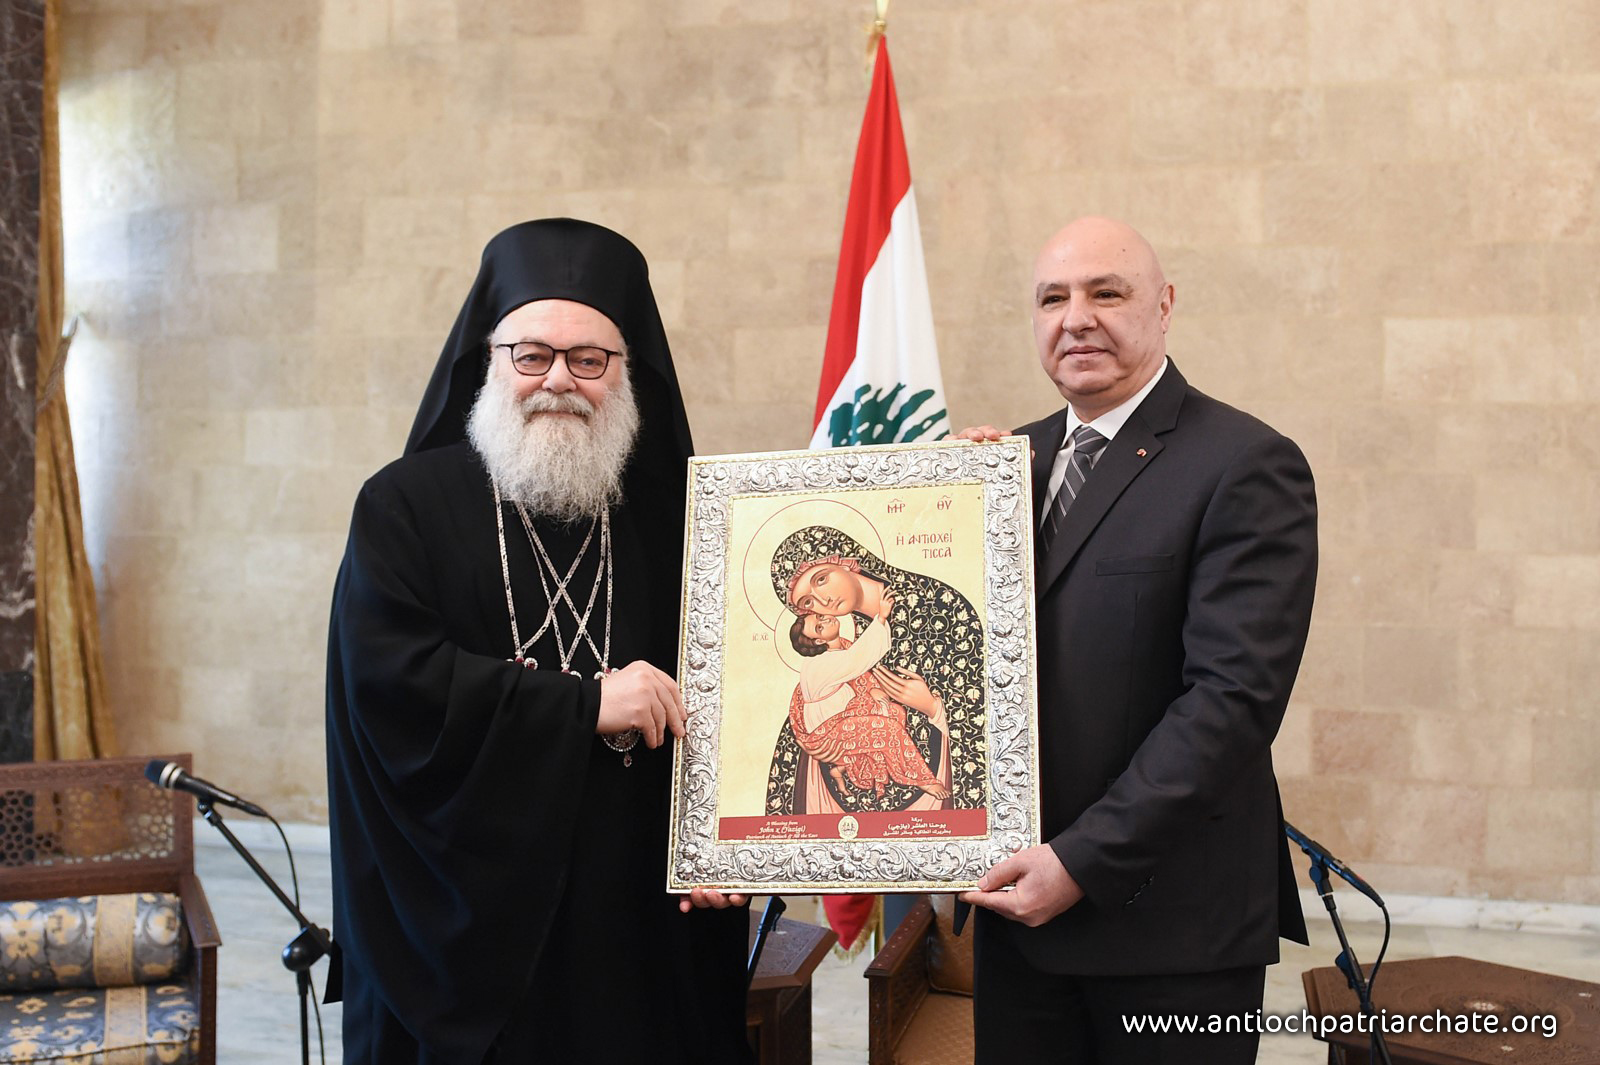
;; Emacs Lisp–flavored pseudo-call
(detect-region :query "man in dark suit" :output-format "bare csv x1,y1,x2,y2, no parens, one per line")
958,216,1317,1063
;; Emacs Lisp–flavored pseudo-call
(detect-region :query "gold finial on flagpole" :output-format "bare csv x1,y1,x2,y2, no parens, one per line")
866,0,889,68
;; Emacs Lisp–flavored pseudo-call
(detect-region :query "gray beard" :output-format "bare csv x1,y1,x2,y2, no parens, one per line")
465,368,641,523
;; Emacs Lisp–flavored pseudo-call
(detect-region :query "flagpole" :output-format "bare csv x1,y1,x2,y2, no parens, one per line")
805,2,953,956
866,0,888,68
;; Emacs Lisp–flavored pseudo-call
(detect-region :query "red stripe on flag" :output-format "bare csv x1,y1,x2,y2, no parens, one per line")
824,894,877,952
814,40,913,432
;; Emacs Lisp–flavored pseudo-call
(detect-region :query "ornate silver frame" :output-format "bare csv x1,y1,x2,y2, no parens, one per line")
668,438,1040,893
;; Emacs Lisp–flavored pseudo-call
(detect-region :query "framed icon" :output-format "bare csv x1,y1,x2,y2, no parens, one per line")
668,438,1041,894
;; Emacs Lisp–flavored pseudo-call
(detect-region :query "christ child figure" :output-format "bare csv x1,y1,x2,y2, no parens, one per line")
787,596,951,802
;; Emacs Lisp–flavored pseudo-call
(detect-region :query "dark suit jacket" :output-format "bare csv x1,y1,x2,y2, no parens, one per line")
1004,360,1315,976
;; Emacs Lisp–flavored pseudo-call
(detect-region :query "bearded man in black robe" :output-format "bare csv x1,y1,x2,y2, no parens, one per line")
325,219,750,1065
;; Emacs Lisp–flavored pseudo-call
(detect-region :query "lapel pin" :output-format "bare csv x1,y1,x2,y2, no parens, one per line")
1136,448,1147,457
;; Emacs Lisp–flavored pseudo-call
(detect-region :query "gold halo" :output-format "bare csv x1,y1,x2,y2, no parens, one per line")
740,496,886,634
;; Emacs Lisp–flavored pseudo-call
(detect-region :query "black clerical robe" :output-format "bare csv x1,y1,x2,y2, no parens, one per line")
326,442,748,1065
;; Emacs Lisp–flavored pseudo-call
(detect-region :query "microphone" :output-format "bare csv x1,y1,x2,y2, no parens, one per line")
144,760,269,818
1284,820,1384,907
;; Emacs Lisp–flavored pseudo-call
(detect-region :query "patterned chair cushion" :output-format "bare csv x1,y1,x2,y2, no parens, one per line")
892,991,973,1065
0,982,199,1064
0,896,188,993
924,895,973,996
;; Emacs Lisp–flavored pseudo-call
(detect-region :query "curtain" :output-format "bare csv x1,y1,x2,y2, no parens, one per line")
33,0,116,762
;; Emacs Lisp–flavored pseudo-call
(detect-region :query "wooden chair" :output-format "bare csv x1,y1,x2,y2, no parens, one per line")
864,897,974,1065
0,754,219,1064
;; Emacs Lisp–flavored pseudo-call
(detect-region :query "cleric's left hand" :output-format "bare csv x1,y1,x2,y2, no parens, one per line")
959,843,1085,927
679,887,750,913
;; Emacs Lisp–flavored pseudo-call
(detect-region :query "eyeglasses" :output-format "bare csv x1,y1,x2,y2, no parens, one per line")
492,342,621,380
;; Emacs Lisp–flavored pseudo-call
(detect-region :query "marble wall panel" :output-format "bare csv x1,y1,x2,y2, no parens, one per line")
51,0,1600,910
0,672,31,763
0,0,44,762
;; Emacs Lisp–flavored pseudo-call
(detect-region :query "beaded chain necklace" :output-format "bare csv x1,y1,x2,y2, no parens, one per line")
492,478,640,764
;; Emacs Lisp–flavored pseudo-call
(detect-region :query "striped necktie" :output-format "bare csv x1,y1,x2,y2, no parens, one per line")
1039,425,1108,555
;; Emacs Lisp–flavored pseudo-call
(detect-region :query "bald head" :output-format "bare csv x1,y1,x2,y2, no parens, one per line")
1031,216,1174,422
1034,217,1166,290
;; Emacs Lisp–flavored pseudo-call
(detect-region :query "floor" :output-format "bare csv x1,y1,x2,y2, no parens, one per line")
197,823,1600,1064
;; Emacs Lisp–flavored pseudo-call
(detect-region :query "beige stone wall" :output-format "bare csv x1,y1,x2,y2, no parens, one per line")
57,0,1600,903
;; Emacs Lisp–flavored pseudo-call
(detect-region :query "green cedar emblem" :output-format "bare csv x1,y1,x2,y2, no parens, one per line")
826,383,949,447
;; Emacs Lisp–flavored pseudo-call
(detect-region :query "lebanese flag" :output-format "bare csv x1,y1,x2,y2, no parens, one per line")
813,34,946,954
811,38,949,451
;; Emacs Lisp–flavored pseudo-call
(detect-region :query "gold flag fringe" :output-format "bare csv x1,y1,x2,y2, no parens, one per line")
830,895,884,961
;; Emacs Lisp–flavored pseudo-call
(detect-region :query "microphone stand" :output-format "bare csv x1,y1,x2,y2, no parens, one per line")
196,802,333,1065
1305,856,1393,1065
746,896,787,988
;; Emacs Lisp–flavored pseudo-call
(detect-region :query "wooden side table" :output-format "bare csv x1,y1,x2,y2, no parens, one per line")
1302,955,1600,1064
747,911,838,1065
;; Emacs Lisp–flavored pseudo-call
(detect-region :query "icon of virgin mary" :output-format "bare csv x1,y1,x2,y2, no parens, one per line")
766,524,986,818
